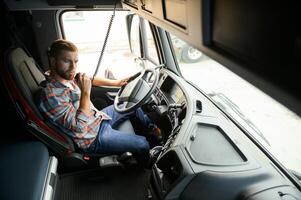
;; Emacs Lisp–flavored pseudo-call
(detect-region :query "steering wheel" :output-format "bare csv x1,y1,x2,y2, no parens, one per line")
114,68,159,113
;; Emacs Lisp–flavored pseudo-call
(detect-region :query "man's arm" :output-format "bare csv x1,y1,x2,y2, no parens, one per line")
92,76,128,87
39,87,92,135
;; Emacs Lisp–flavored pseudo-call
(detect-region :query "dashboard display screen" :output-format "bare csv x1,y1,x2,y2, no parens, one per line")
170,85,184,103
160,76,184,103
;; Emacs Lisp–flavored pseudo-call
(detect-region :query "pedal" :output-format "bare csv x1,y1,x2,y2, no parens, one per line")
117,152,133,163
99,155,123,168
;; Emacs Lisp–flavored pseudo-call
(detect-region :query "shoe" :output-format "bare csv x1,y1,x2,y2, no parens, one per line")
153,127,161,137
152,127,163,144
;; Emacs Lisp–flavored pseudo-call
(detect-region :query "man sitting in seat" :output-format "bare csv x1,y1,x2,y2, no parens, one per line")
38,39,160,166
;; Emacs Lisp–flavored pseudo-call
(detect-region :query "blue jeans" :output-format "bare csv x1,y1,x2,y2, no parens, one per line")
87,105,152,164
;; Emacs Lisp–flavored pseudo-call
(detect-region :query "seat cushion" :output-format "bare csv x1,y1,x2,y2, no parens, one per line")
0,142,49,200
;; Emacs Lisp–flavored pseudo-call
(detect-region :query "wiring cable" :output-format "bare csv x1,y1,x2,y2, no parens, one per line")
92,0,118,82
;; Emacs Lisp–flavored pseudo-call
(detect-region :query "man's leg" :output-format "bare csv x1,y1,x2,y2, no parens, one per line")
101,105,132,127
101,105,155,130
93,120,150,165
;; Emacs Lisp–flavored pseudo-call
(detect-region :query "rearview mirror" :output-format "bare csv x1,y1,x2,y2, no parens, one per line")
126,13,141,57
126,13,134,52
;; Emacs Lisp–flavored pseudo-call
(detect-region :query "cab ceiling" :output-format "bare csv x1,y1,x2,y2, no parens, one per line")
4,0,122,10
4,0,301,116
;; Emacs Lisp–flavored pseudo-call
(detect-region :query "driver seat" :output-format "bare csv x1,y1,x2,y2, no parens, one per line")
3,47,135,169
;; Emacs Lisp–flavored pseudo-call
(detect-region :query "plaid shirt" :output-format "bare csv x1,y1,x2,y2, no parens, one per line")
38,79,110,149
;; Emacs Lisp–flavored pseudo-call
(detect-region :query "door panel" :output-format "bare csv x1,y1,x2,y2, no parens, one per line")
90,86,119,110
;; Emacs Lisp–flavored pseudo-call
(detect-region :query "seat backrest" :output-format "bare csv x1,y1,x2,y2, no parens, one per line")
7,48,45,119
5,47,74,153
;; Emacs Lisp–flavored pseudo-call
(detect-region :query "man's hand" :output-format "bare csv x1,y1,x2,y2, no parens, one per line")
92,76,130,87
77,73,92,115
77,73,91,95
115,77,129,87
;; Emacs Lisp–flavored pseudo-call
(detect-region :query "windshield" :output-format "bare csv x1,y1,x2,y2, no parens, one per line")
61,11,158,79
62,11,141,79
170,34,301,174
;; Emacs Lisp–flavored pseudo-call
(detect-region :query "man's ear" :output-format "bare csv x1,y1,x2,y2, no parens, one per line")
49,57,56,68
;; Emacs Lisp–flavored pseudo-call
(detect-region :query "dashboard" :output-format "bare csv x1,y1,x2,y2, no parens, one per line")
147,70,301,200
149,73,187,138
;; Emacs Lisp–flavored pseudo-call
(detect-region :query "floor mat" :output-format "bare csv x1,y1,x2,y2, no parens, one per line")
55,167,157,200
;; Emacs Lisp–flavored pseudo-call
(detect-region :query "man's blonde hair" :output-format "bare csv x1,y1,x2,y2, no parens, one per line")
48,39,77,58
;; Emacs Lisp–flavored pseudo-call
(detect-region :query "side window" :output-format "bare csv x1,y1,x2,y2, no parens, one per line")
170,34,205,64
170,33,301,174
61,11,141,79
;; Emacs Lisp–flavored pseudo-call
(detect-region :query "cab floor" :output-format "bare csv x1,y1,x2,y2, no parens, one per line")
55,167,157,200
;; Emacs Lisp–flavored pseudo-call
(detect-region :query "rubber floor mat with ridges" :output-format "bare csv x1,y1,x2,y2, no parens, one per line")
55,168,156,200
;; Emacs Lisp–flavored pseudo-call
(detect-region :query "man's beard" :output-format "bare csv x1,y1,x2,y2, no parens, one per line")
56,68,75,80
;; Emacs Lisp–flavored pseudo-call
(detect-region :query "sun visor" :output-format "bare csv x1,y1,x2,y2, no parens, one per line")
123,0,202,46
122,0,301,116
47,0,121,7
